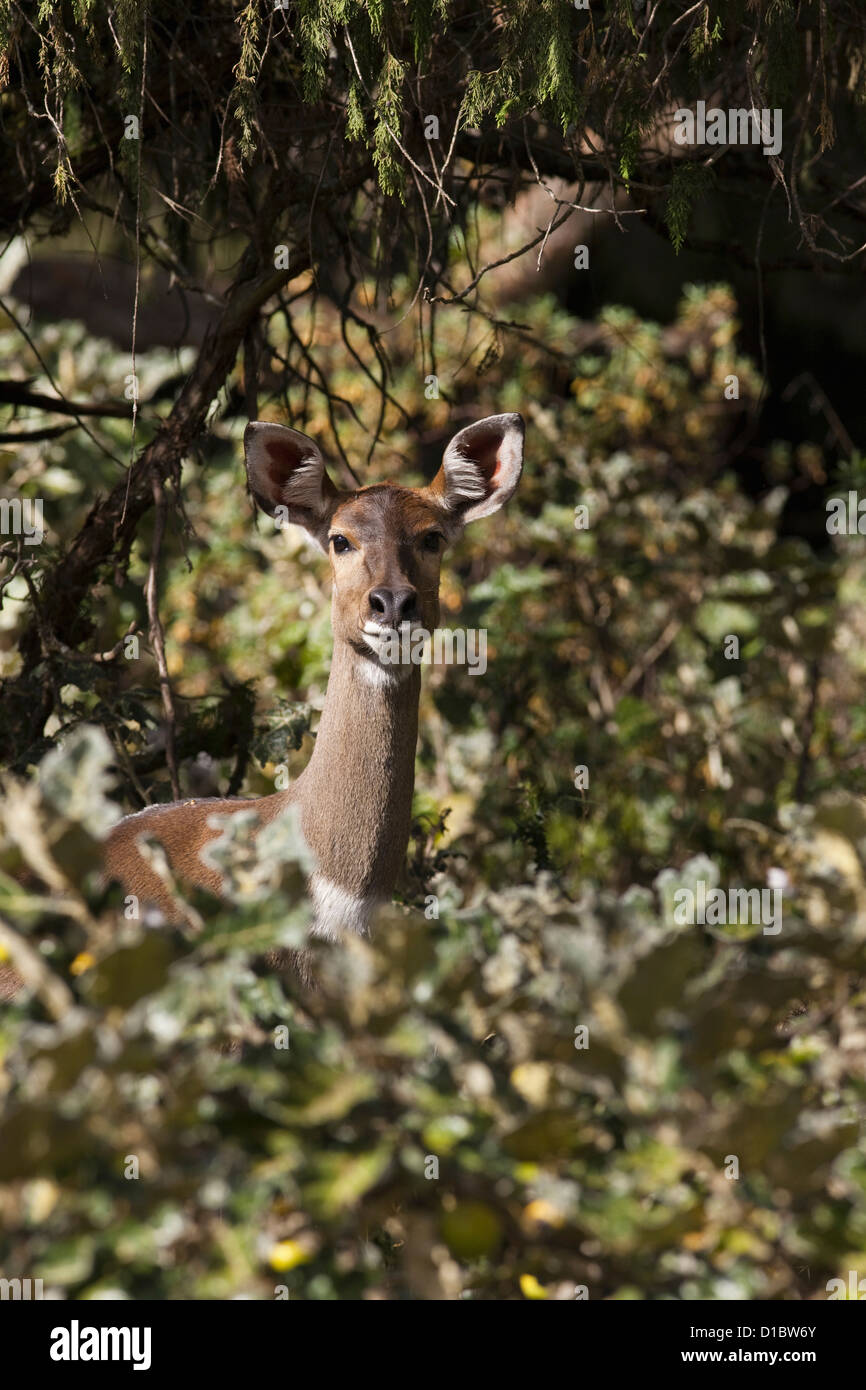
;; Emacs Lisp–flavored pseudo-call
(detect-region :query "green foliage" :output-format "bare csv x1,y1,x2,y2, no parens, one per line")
3,728,866,1299
665,164,714,255
371,52,408,200
688,8,723,71
233,2,264,160
6,0,861,248
2,0,866,1304
3,277,866,1298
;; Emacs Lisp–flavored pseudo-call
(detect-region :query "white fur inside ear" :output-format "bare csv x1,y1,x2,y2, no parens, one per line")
441,452,489,505
440,413,524,523
283,457,328,513
244,422,329,517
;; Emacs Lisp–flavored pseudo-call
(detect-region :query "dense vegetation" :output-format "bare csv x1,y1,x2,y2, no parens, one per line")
1,2,866,1300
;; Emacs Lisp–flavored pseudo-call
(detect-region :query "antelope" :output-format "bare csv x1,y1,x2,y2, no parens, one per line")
102,413,525,944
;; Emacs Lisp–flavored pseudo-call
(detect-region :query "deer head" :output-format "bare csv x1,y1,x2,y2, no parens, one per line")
243,413,525,684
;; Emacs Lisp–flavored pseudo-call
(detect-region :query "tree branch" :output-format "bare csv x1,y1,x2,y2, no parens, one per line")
5,250,310,752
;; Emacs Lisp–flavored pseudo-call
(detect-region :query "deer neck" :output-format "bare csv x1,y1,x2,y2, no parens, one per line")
292,639,420,934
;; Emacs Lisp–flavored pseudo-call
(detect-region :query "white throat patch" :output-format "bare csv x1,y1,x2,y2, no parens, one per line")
357,658,400,689
309,873,382,941
358,621,417,686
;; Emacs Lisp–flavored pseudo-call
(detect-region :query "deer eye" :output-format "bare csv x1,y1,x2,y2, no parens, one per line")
330,534,352,554
421,530,444,553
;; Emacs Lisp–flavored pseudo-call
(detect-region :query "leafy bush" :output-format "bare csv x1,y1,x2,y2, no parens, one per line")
2,283,866,1299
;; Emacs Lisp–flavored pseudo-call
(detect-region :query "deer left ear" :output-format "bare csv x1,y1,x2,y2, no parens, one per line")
431,413,525,525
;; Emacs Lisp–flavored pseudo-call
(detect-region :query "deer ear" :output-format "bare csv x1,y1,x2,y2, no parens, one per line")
431,413,524,525
244,422,339,545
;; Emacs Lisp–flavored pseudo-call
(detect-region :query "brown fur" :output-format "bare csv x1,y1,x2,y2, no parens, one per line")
99,415,525,937
101,646,421,916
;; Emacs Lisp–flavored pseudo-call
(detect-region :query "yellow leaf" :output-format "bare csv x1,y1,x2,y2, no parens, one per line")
268,1240,312,1272
510,1062,552,1106
522,1199,565,1232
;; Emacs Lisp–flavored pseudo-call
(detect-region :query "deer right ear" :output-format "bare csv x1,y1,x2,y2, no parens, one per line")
244,422,339,547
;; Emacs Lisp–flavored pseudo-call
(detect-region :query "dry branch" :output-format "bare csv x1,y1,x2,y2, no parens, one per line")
5,251,309,752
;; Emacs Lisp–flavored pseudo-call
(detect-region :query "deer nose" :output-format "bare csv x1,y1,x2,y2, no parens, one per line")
368,586,417,626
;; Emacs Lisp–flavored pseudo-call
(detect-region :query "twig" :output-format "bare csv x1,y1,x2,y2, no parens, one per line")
0,382,137,418
794,659,821,803
0,915,75,1019
145,472,181,800
8,250,310,709
612,616,683,702
425,205,576,305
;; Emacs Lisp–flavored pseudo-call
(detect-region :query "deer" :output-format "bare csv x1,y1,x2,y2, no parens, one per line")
101,413,525,948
